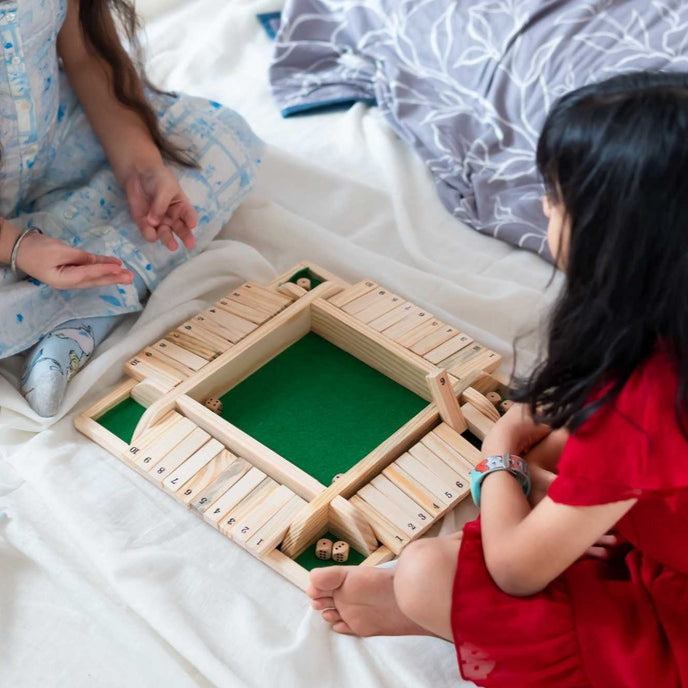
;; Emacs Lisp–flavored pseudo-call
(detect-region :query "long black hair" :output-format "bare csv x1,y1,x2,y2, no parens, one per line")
78,0,196,168
513,71,688,436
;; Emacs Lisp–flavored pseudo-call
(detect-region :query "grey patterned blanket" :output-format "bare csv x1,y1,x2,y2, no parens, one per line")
269,1,688,259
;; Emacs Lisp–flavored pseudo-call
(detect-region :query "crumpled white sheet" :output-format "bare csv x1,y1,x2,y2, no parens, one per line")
0,1,562,686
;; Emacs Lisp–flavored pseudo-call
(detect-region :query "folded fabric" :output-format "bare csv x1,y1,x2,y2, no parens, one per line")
269,0,688,259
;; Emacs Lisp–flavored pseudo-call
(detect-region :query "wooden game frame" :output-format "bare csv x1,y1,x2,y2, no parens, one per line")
75,262,507,590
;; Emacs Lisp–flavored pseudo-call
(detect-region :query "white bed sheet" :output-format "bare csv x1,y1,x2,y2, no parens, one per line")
0,2,562,686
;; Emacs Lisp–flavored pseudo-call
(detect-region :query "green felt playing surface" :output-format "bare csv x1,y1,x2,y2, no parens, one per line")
294,532,366,570
97,397,146,444
219,332,428,486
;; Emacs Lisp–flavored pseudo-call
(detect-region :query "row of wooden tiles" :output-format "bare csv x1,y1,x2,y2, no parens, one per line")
124,282,295,392
327,281,500,380
351,423,481,554
123,409,307,558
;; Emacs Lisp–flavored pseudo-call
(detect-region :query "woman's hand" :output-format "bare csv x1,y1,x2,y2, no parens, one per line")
481,402,552,459
125,164,198,252
15,230,134,290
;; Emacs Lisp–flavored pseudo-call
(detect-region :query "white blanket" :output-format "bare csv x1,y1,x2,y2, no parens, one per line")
0,1,561,686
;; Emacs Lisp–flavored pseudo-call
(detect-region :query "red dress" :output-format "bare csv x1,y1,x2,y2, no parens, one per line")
451,351,688,687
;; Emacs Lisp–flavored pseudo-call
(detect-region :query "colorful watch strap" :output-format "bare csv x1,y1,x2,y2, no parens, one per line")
470,453,531,507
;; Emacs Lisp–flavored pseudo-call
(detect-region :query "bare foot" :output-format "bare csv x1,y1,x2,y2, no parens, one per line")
307,565,434,637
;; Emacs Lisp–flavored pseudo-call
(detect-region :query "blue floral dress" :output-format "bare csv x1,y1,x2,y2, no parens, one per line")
0,0,262,358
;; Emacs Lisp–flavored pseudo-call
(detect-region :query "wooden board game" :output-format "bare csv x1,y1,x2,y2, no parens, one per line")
75,262,509,590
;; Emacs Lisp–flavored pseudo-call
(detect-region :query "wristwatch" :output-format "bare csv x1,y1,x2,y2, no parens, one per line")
470,453,531,507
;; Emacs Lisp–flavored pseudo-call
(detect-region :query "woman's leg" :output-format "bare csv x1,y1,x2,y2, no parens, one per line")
308,532,462,641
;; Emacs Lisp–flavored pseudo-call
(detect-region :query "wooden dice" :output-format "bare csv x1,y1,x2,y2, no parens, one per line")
499,399,514,414
332,541,349,563
315,538,333,560
296,277,312,291
486,391,502,405
331,473,343,483
204,397,223,414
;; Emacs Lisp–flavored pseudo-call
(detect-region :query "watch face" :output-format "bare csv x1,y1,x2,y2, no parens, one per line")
485,455,507,471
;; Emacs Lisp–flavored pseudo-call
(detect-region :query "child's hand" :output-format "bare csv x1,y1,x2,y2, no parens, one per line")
125,165,198,252
16,231,134,290
482,402,552,458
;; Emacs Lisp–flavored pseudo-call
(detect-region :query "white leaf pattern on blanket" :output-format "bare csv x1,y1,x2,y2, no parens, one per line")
270,0,688,258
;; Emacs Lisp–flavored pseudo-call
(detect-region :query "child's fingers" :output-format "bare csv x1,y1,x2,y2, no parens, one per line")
585,546,610,559
167,216,195,250
57,263,134,289
147,186,176,226
180,201,198,229
156,223,178,251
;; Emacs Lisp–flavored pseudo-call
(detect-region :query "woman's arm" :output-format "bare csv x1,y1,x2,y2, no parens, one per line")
57,0,197,250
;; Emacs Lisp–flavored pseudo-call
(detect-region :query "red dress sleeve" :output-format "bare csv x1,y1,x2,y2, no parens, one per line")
549,351,688,506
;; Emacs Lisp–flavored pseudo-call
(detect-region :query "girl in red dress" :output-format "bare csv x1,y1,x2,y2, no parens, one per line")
307,70,688,687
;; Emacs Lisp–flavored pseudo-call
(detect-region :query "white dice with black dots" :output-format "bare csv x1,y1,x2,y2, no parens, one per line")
332,541,349,563
204,397,223,414
315,538,333,560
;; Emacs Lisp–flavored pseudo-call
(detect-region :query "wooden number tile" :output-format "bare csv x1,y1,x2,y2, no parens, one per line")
189,454,251,510
349,495,408,555
133,417,197,469
327,280,377,308
424,333,473,365
140,348,193,378
147,427,211,484
231,485,295,545
352,292,405,324
131,379,169,408
367,302,415,331
124,355,180,389
445,344,501,381
370,474,432,525
394,453,463,507
123,411,183,465
382,308,434,341
382,464,443,515
278,282,307,300
395,318,443,349
162,438,224,494
462,387,501,423
460,402,495,441
432,423,483,467
408,442,468,491
151,338,208,371
203,467,267,525
222,287,281,318
248,494,308,557
199,307,256,343
419,432,475,476
218,477,278,535
176,322,233,354
242,282,293,309
215,295,270,325
410,325,460,356
357,484,428,538
426,369,468,434
164,331,216,361
342,288,391,316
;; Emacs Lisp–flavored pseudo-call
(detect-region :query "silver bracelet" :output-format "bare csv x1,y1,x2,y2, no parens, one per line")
10,226,42,273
